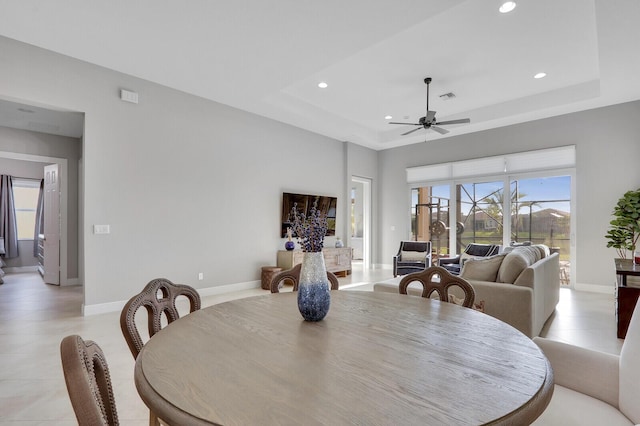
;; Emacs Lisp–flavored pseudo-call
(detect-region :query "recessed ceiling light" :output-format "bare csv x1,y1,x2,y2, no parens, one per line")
499,1,516,13
534,72,547,79
385,115,393,120
318,82,328,89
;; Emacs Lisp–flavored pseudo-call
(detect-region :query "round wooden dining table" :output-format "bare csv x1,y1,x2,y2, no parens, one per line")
135,291,553,425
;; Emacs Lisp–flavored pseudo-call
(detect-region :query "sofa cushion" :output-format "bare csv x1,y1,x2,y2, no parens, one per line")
448,294,485,313
401,250,425,262
497,250,531,283
460,254,506,282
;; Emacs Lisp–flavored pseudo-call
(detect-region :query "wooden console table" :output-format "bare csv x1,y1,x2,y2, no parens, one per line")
277,247,353,276
615,258,640,338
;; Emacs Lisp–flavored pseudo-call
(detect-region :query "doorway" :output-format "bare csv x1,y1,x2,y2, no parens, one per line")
0,97,83,287
351,176,371,268
0,152,68,283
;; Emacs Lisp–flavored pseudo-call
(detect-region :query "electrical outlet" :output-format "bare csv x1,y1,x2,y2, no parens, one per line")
198,272,204,280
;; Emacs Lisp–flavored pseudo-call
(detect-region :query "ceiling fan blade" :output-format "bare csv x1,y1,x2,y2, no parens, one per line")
431,126,449,135
389,122,420,125
401,127,424,136
435,118,471,126
425,111,436,122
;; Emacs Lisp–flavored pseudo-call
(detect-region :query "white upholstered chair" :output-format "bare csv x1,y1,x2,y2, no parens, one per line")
532,300,640,425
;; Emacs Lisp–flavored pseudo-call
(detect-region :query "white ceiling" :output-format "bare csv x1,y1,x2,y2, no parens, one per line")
0,98,84,139
0,0,639,149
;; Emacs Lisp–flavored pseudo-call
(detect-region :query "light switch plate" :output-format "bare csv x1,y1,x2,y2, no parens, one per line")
94,225,110,234
120,89,139,104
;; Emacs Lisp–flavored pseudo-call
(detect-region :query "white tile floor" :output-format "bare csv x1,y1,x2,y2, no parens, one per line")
0,266,623,424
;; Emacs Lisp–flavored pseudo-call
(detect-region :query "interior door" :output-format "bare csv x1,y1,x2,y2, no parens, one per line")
351,177,371,268
43,164,60,285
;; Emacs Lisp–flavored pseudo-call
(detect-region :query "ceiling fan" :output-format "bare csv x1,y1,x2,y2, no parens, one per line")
389,77,470,136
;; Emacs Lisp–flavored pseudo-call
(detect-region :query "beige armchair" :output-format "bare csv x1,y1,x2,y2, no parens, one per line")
533,301,640,425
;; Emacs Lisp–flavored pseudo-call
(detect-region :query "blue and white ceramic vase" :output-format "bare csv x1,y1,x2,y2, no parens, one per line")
297,252,331,321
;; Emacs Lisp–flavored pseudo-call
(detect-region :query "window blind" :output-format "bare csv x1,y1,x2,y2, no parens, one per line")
406,145,575,183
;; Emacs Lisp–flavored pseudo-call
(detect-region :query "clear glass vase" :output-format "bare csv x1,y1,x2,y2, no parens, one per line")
297,252,331,321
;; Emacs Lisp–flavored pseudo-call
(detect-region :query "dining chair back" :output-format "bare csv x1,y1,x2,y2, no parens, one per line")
618,298,640,421
399,265,476,308
533,294,640,424
120,278,201,359
60,335,119,426
270,264,339,293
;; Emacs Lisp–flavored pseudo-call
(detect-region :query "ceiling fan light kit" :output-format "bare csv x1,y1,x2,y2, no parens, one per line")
389,77,471,136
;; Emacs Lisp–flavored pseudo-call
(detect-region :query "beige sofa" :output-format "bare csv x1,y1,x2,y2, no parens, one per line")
374,244,560,338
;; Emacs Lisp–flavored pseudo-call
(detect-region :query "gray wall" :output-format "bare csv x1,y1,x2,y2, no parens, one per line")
378,100,640,289
0,36,356,307
0,131,80,275
2,33,638,306
345,142,379,265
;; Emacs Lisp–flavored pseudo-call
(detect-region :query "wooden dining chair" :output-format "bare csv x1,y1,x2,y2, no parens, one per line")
270,264,340,293
60,335,119,426
120,278,201,359
399,265,476,308
120,278,200,426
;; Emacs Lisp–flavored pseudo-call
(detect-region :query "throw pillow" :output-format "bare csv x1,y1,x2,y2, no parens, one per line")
401,250,426,262
460,254,506,282
497,250,530,283
459,252,481,269
459,251,475,263
448,294,485,313
516,246,542,263
533,244,550,258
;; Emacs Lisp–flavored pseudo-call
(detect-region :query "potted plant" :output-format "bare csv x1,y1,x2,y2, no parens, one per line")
605,188,640,264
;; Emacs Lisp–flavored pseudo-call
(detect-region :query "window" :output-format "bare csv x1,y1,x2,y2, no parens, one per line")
12,178,41,240
412,175,572,286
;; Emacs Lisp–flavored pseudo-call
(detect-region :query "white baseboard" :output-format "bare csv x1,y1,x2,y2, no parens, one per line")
83,280,262,316
574,282,615,294
4,266,38,273
83,300,125,316
197,280,261,297
61,277,79,287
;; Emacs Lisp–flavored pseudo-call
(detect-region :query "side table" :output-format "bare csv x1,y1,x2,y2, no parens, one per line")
615,258,640,338
260,266,282,290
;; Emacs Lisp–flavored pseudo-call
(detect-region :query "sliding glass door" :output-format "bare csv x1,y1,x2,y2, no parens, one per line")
411,184,450,265
455,180,505,253
510,175,571,286
411,173,572,286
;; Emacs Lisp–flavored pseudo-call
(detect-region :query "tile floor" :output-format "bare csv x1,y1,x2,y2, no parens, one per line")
0,266,623,425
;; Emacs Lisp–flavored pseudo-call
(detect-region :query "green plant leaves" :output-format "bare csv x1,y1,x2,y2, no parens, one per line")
605,188,640,257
